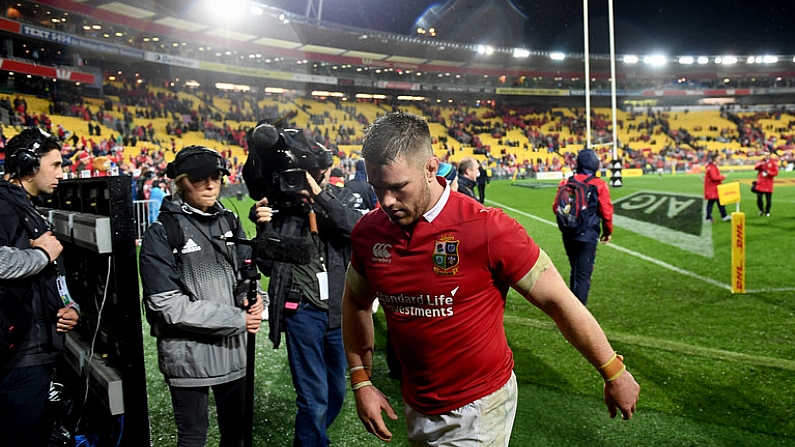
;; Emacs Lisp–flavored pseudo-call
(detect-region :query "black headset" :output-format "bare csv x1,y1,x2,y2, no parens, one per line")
7,147,40,179
6,128,56,179
166,145,227,179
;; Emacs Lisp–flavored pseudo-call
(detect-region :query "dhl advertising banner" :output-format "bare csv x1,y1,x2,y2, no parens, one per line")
731,212,745,294
717,182,741,205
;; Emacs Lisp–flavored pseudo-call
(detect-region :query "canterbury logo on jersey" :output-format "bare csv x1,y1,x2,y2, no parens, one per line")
181,238,202,254
372,243,392,263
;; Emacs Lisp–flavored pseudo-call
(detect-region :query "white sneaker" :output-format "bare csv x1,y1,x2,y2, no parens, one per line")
722,215,731,221
766,213,770,217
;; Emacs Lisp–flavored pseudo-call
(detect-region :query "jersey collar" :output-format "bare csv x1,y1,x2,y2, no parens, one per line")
423,176,450,223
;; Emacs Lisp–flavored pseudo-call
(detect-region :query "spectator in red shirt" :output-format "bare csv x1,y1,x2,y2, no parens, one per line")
754,151,779,216
704,153,730,222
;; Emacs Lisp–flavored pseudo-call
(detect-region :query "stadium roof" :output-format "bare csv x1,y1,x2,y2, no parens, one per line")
30,0,795,80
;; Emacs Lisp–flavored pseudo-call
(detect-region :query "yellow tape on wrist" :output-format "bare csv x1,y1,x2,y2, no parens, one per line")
349,366,372,387
351,380,373,391
598,352,626,382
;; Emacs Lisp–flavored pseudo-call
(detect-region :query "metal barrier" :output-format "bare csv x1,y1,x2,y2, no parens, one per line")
132,200,157,243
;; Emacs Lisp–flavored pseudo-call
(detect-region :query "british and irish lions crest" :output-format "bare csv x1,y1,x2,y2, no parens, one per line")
433,236,460,275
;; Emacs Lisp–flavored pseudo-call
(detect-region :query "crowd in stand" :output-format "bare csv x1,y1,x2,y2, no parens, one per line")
1,79,793,200
418,102,795,177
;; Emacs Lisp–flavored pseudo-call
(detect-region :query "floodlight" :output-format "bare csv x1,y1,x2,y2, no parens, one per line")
207,0,246,19
697,56,709,64
721,56,737,65
623,55,639,64
747,56,755,64
550,52,565,61
513,48,530,58
643,55,667,66
678,56,694,65
762,55,778,63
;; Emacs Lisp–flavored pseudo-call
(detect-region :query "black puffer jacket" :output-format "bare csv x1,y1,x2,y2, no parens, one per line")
0,180,64,369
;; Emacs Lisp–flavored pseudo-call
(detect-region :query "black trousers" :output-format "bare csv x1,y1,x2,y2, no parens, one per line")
706,199,727,220
169,377,246,447
756,192,772,214
0,364,53,447
563,238,598,306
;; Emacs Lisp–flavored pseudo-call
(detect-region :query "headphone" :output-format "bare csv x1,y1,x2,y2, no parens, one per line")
166,145,226,179
5,128,57,179
7,147,40,179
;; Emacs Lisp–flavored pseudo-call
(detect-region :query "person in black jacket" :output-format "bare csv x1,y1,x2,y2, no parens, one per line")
476,160,490,203
0,127,79,446
345,159,378,210
456,157,479,199
252,164,367,447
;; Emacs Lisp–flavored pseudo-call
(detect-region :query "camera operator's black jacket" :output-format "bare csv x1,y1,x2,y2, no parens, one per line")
255,184,367,348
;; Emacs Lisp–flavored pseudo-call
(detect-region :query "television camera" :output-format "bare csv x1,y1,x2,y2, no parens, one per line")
242,121,334,212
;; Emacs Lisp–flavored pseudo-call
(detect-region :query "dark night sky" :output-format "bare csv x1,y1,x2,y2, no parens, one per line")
266,0,795,55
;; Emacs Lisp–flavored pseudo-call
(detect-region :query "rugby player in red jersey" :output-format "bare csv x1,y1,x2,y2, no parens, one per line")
342,112,639,445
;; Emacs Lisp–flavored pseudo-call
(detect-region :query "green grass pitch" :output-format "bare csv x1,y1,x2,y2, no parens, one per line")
143,168,795,446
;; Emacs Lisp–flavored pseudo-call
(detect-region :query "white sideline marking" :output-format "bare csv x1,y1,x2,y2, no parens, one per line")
490,201,795,293
503,315,795,371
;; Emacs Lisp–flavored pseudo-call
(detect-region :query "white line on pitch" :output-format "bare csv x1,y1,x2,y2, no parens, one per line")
503,315,795,371
491,201,733,291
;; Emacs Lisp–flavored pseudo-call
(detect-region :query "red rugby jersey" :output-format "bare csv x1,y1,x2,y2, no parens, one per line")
350,186,540,414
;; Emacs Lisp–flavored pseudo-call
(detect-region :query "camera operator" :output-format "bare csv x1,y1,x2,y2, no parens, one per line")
251,153,367,447
139,145,263,447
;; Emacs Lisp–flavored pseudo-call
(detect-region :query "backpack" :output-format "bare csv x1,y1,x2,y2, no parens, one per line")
555,175,598,235
158,211,239,255
155,211,241,303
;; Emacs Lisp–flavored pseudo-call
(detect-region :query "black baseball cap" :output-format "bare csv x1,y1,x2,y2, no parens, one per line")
166,146,230,179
